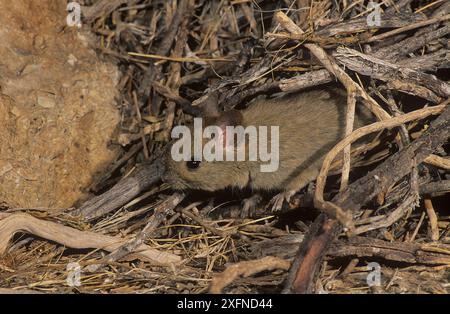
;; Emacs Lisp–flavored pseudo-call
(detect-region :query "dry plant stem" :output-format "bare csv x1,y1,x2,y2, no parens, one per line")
340,92,356,192
296,0,310,29
74,161,163,221
90,141,144,192
180,207,227,238
133,91,149,159
424,198,440,241
420,180,450,196
192,55,274,111
140,0,190,99
152,81,200,116
0,213,181,265
152,81,190,107
315,103,447,225
274,11,391,121
374,23,450,61
265,32,368,45
209,256,290,294
409,211,426,243
334,47,450,100
328,236,450,265
219,54,299,110
0,288,43,294
316,11,424,37
353,168,419,235
279,69,333,92
397,49,450,72
83,0,138,23
245,229,450,266
274,49,448,97
378,176,450,208
282,214,338,294
424,155,450,170
365,13,450,43
339,258,360,278
162,0,195,140
163,102,177,142
89,192,185,270
224,68,337,109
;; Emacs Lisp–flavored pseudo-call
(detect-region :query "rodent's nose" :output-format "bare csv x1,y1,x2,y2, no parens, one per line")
161,171,172,184
152,157,166,177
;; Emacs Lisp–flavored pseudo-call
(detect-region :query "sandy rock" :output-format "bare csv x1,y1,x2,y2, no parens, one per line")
0,0,120,209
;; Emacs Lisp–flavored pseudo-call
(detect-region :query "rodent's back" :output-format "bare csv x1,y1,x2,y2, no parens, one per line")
242,88,369,191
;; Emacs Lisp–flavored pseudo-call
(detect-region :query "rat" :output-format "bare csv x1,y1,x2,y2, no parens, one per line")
161,87,374,212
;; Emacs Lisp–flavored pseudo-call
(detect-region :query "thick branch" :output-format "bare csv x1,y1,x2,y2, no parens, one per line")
73,161,163,221
0,213,181,265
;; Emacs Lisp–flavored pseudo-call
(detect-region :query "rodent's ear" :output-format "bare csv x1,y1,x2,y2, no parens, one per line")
204,110,244,149
215,110,244,149
204,109,243,131
215,110,243,128
200,91,220,118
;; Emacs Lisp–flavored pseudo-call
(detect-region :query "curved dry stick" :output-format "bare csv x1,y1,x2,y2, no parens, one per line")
209,256,290,294
314,103,447,227
0,213,181,265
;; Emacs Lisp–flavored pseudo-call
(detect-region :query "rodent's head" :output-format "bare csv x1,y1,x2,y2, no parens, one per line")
161,110,251,191
162,150,250,191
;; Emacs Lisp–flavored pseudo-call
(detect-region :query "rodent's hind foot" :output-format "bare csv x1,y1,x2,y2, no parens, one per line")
240,193,263,218
267,190,296,212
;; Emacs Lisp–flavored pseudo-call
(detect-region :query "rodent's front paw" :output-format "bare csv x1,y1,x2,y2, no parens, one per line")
240,193,263,218
267,190,296,212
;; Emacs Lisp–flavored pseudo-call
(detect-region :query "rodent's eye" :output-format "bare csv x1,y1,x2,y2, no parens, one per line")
186,159,201,170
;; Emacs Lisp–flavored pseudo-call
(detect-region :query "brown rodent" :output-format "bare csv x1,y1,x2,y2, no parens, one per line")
161,87,374,203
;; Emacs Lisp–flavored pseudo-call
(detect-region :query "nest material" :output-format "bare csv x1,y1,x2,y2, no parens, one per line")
0,0,450,294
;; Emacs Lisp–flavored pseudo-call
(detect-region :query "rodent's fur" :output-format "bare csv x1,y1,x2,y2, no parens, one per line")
162,87,374,193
